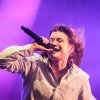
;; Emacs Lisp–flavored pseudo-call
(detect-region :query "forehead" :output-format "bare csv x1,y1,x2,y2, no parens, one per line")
50,31,69,39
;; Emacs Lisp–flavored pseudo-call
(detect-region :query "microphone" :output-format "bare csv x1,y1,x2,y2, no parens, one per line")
21,26,50,49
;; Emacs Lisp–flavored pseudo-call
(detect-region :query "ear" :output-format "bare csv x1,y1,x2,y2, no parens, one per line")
69,45,74,53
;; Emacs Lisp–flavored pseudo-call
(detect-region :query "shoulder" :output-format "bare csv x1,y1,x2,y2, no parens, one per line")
72,64,89,81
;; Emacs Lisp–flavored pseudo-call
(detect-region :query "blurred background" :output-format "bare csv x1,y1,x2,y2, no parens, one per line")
0,0,100,99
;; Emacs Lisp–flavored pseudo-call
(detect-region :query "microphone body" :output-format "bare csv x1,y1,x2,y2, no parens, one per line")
21,26,50,49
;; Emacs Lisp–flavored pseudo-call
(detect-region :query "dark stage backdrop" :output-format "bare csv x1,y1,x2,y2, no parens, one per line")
0,0,99,100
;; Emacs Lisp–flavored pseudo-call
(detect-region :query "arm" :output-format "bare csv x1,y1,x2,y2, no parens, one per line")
0,42,52,74
0,44,34,74
78,79,96,100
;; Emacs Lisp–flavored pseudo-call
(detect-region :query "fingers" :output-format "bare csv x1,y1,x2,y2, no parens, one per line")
41,36,49,44
32,42,53,52
32,36,52,52
37,45,53,52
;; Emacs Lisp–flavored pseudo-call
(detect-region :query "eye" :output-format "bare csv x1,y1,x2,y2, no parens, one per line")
49,38,54,43
57,38,63,42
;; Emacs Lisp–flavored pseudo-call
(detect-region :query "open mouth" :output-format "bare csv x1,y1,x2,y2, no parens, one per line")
50,45,61,52
53,48,61,52
49,47,61,55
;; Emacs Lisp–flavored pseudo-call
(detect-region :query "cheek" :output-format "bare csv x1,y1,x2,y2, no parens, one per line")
61,44,71,54
62,43,68,49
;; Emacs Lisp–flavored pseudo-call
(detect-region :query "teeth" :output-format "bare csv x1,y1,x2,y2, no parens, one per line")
53,48,60,51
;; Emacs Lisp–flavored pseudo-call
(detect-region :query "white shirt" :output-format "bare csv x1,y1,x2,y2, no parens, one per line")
0,44,96,100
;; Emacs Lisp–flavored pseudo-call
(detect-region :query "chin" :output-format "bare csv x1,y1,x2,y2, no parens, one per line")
49,54,61,60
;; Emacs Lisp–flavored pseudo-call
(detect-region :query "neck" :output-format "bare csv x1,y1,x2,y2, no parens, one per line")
50,57,68,71
50,57,70,81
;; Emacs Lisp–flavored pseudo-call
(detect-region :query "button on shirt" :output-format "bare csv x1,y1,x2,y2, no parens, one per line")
0,44,96,100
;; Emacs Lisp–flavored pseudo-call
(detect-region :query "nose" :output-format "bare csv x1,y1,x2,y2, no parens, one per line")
50,40,58,45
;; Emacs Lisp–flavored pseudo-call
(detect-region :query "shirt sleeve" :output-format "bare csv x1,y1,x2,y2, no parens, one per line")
78,78,96,100
0,44,35,74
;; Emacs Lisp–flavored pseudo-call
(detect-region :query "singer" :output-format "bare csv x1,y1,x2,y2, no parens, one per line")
0,24,96,100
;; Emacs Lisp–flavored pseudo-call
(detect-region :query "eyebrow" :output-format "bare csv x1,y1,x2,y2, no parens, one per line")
50,37,63,39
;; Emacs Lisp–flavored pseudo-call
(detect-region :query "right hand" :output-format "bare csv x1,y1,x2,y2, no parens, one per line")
31,37,53,52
